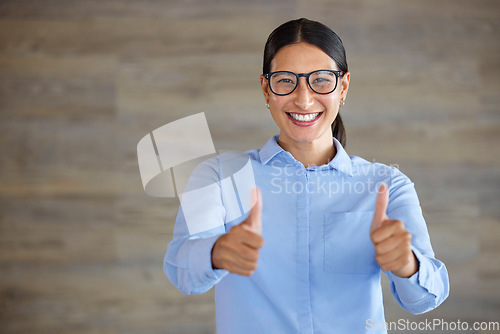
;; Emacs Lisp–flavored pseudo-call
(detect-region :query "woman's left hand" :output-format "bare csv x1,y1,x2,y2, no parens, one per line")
370,184,419,278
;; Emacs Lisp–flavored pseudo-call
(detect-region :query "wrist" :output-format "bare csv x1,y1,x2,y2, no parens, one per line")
211,237,222,270
393,252,419,278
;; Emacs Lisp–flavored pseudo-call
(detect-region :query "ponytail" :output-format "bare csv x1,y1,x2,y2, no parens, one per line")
331,113,346,147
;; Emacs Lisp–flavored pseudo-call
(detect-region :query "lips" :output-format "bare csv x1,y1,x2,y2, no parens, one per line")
285,112,323,127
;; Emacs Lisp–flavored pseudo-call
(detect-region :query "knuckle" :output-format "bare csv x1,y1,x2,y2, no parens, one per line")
216,238,227,250
220,238,236,251
390,220,402,230
371,232,382,244
406,252,413,262
257,237,265,248
238,250,249,261
243,269,254,276
242,248,257,261
405,242,412,252
227,265,237,274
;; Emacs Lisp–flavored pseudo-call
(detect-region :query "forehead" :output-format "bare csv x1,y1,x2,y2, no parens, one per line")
271,42,338,73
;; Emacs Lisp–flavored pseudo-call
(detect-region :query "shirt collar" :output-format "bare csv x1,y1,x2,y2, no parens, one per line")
258,135,353,176
329,137,353,176
258,135,284,165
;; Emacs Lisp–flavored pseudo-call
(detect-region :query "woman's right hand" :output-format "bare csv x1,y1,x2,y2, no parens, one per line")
211,188,264,276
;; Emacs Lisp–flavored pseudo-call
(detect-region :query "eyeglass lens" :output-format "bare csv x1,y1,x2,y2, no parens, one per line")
269,70,338,95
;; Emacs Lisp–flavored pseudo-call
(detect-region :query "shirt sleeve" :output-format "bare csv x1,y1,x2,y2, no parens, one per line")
163,157,229,295
384,167,450,314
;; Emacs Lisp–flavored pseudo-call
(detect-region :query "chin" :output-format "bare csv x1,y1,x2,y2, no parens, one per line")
285,128,328,144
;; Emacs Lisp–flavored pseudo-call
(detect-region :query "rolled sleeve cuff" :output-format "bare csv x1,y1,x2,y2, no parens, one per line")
191,234,229,284
388,246,435,304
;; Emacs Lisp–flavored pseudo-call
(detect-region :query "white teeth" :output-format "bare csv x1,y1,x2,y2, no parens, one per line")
289,113,320,122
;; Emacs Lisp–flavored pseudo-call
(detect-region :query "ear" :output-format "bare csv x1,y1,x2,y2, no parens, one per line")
260,74,270,102
339,72,350,101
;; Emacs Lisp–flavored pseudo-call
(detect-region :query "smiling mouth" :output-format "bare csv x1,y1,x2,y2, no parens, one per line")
286,112,322,122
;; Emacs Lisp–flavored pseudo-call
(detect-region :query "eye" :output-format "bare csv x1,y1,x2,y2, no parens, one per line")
313,77,331,84
272,73,296,86
277,78,295,84
310,71,336,87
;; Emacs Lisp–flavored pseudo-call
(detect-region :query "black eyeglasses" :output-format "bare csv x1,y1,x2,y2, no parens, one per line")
264,70,344,96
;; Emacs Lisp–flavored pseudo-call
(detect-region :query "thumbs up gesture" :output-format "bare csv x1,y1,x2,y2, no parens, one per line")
370,184,419,278
211,188,264,276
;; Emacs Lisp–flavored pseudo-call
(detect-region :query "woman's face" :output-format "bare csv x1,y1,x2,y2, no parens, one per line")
260,42,350,146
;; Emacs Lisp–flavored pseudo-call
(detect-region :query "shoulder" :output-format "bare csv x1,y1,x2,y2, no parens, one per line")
349,155,399,175
349,155,413,186
190,149,260,180
244,148,261,161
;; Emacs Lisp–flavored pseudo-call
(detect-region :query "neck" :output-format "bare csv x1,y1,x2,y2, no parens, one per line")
277,133,337,167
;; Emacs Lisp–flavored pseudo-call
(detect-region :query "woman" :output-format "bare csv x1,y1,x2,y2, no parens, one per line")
164,18,449,333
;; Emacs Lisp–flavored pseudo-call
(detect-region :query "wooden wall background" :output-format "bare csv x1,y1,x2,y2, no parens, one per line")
0,1,499,333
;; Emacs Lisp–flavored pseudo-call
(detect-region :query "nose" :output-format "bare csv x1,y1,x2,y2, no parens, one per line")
293,77,314,110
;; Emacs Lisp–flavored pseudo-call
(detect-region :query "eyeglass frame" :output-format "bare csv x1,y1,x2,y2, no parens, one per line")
264,70,345,96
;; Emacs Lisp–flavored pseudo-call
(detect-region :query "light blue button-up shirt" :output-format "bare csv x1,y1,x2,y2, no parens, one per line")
164,135,449,334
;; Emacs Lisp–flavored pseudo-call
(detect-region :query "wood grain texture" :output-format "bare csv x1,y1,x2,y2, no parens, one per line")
1,1,499,333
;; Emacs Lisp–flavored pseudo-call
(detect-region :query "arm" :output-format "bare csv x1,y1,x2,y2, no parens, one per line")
371,168,450,314
163,159,229,295
163,156,264,294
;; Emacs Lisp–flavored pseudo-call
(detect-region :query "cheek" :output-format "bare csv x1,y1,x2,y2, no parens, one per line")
320,95,341,110
269,95,289,109
268,102,284,120
270,93,341,111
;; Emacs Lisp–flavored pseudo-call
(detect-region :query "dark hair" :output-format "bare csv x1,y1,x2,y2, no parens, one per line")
263,18,348,147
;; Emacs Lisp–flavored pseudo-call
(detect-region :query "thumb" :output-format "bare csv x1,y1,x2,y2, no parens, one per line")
371,184,389,233
243,187,262,235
